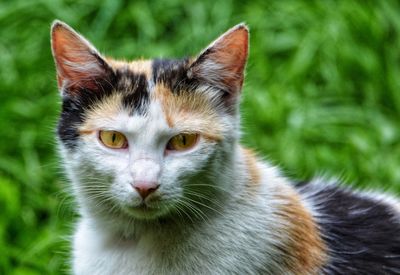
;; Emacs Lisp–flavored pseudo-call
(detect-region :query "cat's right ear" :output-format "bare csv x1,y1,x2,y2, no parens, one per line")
51,20,114,95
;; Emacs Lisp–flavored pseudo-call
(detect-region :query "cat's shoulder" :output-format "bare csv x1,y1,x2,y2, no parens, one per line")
296,179,400,274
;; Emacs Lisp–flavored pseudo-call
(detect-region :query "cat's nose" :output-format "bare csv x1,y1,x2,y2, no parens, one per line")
132,181,160,199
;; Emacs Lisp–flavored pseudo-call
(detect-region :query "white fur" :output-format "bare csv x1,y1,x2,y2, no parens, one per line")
360,190,400,216
60,95,304,274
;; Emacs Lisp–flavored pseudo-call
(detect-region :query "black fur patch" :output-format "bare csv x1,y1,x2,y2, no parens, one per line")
152,58,197,94
115,67,149,115
58,68,150,149
151,58,232,112
297,182,400,274
57,69,116,149
57,97,83,149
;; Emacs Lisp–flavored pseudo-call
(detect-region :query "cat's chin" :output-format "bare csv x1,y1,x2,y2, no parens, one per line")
121,203,171,220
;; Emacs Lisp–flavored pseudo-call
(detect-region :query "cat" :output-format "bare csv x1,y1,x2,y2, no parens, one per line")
51,20,400,275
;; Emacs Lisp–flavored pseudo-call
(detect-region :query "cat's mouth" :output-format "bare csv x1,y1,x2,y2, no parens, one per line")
123,200,169,219
136,202,152,210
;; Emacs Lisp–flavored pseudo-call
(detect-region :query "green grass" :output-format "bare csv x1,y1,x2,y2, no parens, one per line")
1,0,400,274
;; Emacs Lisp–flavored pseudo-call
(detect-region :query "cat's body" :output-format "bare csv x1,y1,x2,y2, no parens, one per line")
51,21,400,274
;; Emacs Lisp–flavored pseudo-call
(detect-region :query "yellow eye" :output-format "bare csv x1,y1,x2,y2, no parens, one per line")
99,130,128,149
167,133,198,152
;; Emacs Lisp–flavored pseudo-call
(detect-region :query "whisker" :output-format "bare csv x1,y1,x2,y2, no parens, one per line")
177,199,208,223
185,183,229,193
183,190,225,210
183,196,224,217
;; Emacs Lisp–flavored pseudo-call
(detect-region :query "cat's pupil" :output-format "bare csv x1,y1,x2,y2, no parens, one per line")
112,133,116,143
182,135,186,145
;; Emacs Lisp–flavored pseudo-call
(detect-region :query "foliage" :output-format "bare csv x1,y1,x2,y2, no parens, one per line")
1,0,399,273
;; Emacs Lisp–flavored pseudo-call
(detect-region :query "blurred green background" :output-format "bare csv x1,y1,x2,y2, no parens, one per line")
1,0,400,274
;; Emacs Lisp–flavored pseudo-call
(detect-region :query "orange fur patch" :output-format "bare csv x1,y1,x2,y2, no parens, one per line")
106,59,152,79
79,93,124,132
276,185,327,273
153,83,223,141
241,147,261,189
79,130,94,135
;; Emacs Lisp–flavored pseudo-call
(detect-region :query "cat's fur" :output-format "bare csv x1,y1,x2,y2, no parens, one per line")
51,20,400,274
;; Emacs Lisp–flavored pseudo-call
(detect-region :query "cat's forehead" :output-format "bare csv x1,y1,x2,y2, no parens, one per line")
78,58,223,140
108,59,153,78
110,58,192,90
107,58,193,114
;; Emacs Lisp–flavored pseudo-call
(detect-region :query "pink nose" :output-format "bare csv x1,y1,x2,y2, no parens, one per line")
132,181,160,199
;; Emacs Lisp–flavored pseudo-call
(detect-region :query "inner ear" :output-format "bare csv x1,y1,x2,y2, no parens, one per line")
51,20,114,95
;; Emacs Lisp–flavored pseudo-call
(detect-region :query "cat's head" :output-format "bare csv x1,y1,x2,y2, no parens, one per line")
51,21,248,223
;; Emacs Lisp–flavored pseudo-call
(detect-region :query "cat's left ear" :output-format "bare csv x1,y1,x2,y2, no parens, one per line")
188,23,249,106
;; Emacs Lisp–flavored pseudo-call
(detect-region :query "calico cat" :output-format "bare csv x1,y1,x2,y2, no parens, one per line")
51,20,400,274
